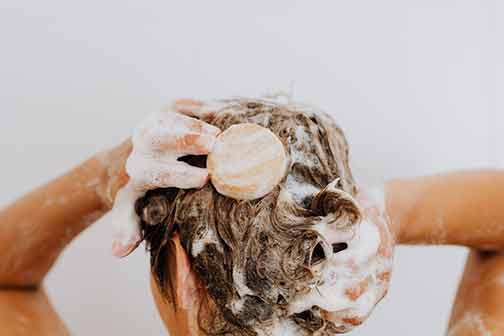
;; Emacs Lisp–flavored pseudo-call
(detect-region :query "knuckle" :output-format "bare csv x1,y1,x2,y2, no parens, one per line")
342,316,364,326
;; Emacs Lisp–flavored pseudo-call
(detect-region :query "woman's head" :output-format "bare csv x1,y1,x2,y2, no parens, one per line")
135,98,388,335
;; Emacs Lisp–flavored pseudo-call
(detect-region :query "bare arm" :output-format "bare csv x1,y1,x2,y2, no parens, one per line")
386,170,504,249
385,171,504,335
0,141,131,336
0,100,220,335
447,250,504,335
0,140,131,288
0,99,222,288
0,289,69,335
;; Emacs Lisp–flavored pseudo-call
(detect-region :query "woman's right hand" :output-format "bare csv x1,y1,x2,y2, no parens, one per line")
103,99,222,257
320,189,395,331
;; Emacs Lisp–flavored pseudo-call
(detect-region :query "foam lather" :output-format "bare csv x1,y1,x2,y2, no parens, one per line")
136,97,394,335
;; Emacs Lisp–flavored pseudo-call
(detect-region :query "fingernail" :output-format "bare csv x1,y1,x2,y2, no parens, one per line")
112,239,139,258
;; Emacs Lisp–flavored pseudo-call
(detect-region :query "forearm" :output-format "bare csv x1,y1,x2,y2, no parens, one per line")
448,250,504,335
0,288,69,335
385,170,504,249
0,141,130,287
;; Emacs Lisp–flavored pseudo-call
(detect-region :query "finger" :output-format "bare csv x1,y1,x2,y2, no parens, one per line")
142,129,218,155
165,132,217,155
172,98,204,117
112,234,140,258
180,112,221,136
169,111,221,136
345,276,372,301
151,162,209,189
110,186,143,257
171,98,225,120
321,309,364,331
137,112,220,149
128,157,210,190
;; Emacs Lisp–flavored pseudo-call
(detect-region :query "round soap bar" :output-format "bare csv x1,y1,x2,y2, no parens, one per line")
207,123,287,200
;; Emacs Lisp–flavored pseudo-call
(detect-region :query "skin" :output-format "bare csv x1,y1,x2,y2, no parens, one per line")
0,101,501,335
447,251,504,335
112,100,221,257
0,141,131,336
150,234,208,336
387,172,504,335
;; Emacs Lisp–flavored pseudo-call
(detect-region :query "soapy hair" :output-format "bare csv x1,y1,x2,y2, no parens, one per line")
136,98,362,335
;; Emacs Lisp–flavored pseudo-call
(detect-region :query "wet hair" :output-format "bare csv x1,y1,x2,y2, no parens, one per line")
135,98,362,335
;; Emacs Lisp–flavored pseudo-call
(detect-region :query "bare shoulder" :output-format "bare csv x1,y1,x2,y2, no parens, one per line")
0,288,69,335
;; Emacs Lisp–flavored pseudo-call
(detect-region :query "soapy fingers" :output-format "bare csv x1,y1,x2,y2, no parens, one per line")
296,188,394,332
139,129,218,155
110,101,221,257
136,112,220,152
110,184,143,258
127,158,209,190
319,208,393,332
326,191,393,331
171,98,225,121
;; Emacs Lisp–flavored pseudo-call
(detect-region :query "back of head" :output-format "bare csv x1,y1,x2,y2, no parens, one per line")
136,97,362,335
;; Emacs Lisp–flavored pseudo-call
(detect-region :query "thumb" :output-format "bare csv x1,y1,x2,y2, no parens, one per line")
110,184,143,257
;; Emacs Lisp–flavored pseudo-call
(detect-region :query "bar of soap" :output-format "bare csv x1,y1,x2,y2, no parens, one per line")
208,123,287,200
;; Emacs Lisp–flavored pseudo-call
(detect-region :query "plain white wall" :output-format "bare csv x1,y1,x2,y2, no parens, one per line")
0,1,501,335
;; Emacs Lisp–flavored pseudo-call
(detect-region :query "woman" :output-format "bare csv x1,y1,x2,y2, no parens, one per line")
0,99,501,335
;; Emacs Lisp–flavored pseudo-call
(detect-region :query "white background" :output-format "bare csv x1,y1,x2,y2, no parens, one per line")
0,1,502,335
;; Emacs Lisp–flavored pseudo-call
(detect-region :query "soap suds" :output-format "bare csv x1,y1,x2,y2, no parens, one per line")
41,196,69,208
283,175,320,205
122,96,392,335
288,212,391,330
448,312,492,336
191,224,221,257
106,108,219,253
